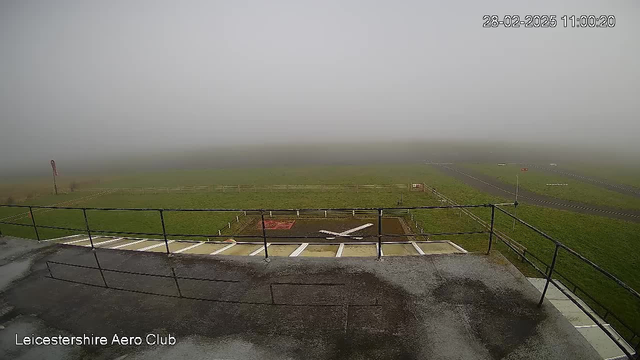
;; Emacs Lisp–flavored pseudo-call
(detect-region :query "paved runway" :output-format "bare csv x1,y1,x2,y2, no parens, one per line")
432,164,640,223
525,164,640,199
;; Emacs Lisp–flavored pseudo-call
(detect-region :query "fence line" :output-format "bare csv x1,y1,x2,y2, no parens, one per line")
74,183,426,194
0,190,115,222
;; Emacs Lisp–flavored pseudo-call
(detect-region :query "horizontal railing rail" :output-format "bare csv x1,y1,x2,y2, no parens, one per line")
0,203,492,211
45,251,384,308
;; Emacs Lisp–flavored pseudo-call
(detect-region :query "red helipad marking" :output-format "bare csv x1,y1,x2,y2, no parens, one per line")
258,220,296,230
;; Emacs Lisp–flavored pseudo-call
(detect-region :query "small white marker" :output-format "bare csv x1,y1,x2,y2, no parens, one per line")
249,244,270,256
290,243,309,257
87,237,123,247
64,237,96,245
175,242,205,253
377,243,384,257
138,240,174,252
447,241,468,253
43,234,83,242
336,243,345,257
411,241,425,255
111,239,146,249
210,243,236,255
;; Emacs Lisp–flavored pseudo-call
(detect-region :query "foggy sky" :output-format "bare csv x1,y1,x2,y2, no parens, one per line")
1,0,639,172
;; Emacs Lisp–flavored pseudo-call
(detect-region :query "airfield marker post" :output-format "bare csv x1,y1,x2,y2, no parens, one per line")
377,209,382,259
260,212,269,259
159,210,170,255
487,205,495,254
28,206,40,242
82,208,94,249
538,244,560,307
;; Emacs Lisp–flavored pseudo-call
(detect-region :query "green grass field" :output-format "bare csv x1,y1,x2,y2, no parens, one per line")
561,163,640,190
1,164,640,341
82,165,439,188
461,163,640,210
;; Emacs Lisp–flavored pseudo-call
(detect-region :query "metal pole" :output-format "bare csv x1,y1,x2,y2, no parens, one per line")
45,261,53,278
28,206,40,241
171,267,182,297
52,170,58,195
487,205,495,254
82,208,95,249
377,209,382,259
513,175,518,230
93,251,108,288
159,210,170,254
538,244,560,307
82,208,94,249
261,212,269,259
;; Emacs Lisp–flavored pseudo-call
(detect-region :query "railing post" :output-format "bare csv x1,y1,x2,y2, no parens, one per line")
171,267,183,297
377,209,382,259
93,251,108,288
82,208,94,249
159,210,170,255
45,261,53,278
261,211,269,259
487,205,495,254
28,206,40,241
538,244,560,307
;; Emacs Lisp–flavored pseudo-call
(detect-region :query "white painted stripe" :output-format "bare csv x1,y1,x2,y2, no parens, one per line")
110,239,146,249
411,241,425,255
336,243,345,257
174,242,205,254
575,324,610,329
447,241,468,253
63,237,94,245
377,243,384,257
42,234,83,242
210,243,236,255
138,240,174,252
604,355,630,360
87,237,123,247
249,244,270,256
290,243,309,257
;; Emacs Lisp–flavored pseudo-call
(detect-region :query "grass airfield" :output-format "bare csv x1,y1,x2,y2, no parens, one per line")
461,163,640,210
1,162,640,341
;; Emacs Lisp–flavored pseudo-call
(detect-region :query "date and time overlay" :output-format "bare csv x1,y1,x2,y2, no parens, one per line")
483,15,616,28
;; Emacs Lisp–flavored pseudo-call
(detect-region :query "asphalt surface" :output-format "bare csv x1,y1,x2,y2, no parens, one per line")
0,236,600,360
238,217,408,242
433,164,640,223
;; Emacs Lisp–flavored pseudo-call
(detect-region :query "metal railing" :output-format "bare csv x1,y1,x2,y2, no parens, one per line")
45,251,379,309
493,205,639,359
0,203,493,259
0,202,639,358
